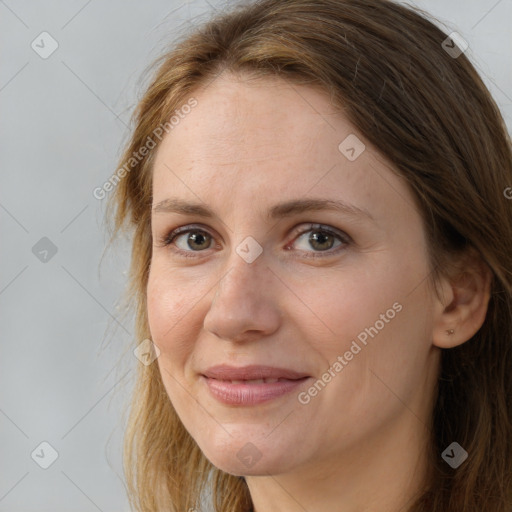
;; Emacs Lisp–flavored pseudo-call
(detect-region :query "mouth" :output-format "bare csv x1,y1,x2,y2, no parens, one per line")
200,365,312,406
215,377,301,384
202,364,311,381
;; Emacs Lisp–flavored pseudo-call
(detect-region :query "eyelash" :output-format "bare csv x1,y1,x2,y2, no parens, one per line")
156,223,351,259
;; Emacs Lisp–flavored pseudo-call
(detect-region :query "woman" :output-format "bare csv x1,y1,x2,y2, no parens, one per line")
107,0,512,510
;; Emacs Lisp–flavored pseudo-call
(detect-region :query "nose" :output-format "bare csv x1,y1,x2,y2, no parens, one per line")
203,255,281,342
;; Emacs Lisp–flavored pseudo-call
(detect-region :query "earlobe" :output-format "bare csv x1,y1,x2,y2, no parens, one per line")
432,255,492,349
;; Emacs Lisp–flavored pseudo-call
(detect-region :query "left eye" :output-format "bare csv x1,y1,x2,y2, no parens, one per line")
160,223,350,257
290,225,348,254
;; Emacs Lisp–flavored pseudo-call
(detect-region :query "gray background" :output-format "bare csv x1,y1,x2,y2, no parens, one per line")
1,1,510,510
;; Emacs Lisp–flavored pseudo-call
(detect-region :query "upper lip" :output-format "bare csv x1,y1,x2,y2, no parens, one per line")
202,365,310,381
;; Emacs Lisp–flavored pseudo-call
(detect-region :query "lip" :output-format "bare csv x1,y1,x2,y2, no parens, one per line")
202,364,311,381
201,365,312,406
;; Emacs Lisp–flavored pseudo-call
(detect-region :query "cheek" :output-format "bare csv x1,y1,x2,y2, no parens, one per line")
146,268,195,362
147,272,199,415
306,255,432,393
147,256,198,327
303,263,407,353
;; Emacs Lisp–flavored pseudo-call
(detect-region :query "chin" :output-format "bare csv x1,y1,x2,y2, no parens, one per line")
207,453,290,477
196,431,299,477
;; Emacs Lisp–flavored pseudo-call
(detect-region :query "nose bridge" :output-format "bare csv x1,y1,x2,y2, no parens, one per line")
216,246,266,303
204,246,281,341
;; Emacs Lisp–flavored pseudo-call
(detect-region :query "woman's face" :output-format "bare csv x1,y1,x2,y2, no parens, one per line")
147,73,441,477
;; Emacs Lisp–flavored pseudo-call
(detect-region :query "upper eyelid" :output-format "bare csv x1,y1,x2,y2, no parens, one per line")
168,222,345,236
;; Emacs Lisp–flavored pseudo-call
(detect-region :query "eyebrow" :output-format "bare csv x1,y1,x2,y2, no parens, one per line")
152,197,374,222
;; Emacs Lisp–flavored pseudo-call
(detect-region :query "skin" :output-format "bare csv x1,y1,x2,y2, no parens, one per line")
147,72,491,512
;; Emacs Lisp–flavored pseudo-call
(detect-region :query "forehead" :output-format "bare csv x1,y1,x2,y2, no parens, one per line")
157,74,339,166
151,73,417,226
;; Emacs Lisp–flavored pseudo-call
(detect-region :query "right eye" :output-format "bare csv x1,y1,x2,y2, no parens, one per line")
158,224,216,258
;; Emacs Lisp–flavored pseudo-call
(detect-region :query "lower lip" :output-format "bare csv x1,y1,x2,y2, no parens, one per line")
203,376,310,405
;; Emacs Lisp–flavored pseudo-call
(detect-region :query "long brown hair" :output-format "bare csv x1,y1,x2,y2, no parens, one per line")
107,0,512,510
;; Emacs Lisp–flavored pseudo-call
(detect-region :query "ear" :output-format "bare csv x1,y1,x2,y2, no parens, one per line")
432,249,492,349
